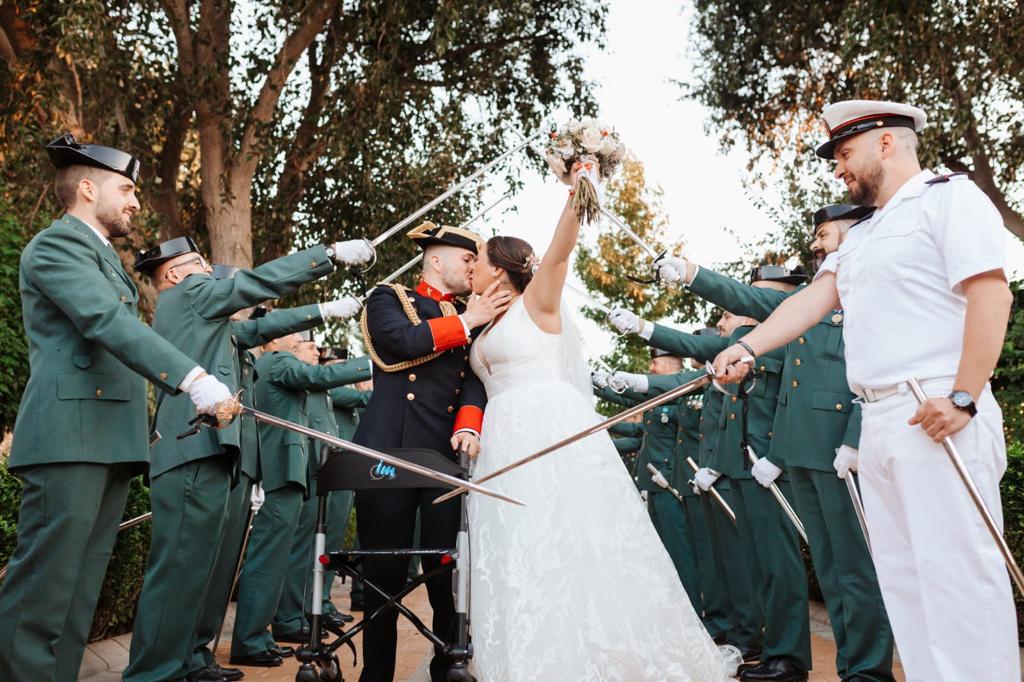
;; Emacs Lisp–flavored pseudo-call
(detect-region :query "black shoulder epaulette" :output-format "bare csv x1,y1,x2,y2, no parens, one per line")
925,172,968,185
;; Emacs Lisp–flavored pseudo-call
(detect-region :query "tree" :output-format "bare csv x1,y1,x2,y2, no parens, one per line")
686,0,1024,240
574,154,710,373
1,0,608,280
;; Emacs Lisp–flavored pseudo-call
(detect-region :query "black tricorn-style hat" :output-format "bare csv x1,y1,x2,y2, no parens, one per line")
749,264,807,286
134,236,200,274
211,264,240,279
407,220,484,254
815,100,927,160
693,327,721,337
319,346,349,364
812,204,875,231
45,134,141,182
650,347,681,359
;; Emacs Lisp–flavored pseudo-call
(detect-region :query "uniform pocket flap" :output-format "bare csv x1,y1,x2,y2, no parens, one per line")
217,364,233,376
811,390,853,414
57,372,131,401
73,354,92,369
755,356,783,375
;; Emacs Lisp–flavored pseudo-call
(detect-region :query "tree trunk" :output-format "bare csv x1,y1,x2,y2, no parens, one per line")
206,172,254,268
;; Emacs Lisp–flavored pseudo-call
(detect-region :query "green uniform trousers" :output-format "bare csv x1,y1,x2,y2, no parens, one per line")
705,482,763,649
731,477,811,668
230,484,305,657
790,468,895,681
189,474,254,672
683,495,729,640
0,462,133,682
647,491,702,615
125,456,232,682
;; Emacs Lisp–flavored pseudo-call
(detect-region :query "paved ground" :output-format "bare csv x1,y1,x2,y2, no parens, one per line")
79,579,907,681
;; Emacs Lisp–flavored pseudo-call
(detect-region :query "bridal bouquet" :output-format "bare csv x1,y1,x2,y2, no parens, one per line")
544,118,626,224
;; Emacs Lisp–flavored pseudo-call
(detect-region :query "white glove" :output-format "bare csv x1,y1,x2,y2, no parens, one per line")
591,371,611,389
655,255,689,286
319,296,362,320
752,457,783,488
607,307,654,339
833,445,859,479
609,371,649,394
187,374,232,415
331,239,375,266
694,467,720,491
250,483,265,512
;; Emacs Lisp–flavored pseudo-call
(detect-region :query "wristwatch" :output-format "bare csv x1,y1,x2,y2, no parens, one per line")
948,390,977,418
324,245,336,260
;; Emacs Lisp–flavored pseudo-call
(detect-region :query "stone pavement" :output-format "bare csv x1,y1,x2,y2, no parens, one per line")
78,578,908,681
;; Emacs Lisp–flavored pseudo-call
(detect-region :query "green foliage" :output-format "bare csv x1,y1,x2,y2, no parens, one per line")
0,462,152,642
0,200,29,434
1002,441,1024,641
994,282,1024,443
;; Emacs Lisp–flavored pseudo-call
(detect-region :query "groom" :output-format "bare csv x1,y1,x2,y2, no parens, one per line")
354,221,511,682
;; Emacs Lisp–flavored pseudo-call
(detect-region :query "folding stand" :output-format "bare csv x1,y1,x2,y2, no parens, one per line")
294,446,475,682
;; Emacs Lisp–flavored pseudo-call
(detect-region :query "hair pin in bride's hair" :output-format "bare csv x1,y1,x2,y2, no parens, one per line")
524,253,539,274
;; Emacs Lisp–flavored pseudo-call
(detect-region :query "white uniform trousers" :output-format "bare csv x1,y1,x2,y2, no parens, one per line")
859,381,1019,682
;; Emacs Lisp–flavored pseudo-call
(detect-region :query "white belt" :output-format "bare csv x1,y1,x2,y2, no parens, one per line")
852,376,956,403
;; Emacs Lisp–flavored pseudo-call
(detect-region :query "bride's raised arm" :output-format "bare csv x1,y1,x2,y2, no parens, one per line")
523,192,581,332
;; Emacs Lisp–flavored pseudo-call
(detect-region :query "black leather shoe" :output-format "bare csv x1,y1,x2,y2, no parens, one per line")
228,650,283,667
321,611,355,628
186,665,226,682
213,664,244,681
740,657,809,681
269,644,294,658
726,642,762,663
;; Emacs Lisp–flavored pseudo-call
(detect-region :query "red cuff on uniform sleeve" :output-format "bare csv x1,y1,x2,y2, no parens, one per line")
427,316,469,352
453,405,483,435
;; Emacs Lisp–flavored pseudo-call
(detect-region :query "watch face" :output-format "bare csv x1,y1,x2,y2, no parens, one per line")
951,391,973,408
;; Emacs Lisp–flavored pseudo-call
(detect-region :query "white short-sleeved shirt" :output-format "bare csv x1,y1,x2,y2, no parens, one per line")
815,170,1006,390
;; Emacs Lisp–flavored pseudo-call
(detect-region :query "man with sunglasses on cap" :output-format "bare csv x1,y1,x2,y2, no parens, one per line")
0,135,238,682
712,100,1019,682
610,267,811,681
126,231,372,681
648,207,897,682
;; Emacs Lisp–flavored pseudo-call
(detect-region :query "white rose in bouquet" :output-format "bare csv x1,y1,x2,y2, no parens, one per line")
567,118,584,134
580,127,605,154
544,117,626,224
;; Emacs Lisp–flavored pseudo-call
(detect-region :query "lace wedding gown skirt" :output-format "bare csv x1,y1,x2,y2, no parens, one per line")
467,299,730,681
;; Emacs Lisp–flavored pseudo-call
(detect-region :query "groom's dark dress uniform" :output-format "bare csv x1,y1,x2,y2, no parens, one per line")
354,222,487,682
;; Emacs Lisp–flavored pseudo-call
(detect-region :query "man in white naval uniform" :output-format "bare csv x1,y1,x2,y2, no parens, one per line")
699,100,1019,682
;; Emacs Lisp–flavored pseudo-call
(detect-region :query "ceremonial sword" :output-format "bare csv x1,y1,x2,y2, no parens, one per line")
907,379,1024,595
685,456,737,525
646,464,687,505
433,367,718,505
367,135,542,251
844,474,872,555
182,408,523,505
746,447,808,544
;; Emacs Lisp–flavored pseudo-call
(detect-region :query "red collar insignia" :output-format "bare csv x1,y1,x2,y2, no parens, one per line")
416,280,456,302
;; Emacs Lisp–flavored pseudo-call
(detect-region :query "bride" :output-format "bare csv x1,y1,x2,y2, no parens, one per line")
464,164,734,681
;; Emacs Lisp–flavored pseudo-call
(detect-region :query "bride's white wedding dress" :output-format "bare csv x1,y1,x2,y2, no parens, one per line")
467,297,731,681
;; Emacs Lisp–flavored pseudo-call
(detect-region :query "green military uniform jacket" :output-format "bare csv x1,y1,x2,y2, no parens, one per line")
329,386,372,441
594,384,677,491
230,304,325,480
687,268,861,472
11,215,198,471
256,352,371,493
305,388,339,479
646,370,706,496
149,248,334,478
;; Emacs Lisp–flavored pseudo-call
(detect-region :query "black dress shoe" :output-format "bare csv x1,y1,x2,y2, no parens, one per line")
269,644,294,658
726,642,762,663
321,611,354,628
228,650,283,667
213,663,244,681
740,657,808,681
186,665,226,682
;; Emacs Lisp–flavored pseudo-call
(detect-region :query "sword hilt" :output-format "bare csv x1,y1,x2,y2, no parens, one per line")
177,413,218,440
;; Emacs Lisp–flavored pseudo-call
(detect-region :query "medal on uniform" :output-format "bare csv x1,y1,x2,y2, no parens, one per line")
660,409,669,424
831,311,844,324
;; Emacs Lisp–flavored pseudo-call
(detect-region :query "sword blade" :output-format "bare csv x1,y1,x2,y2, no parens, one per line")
746,447,808,543
907,379,1024,596
844,474,872,556
242,407,524,506
370,137,539,248
600,209,660,261
686,456,738,525
563,280,611,315
433,371,714,505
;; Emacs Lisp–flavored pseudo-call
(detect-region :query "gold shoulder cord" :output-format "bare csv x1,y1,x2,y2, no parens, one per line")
361,283,460,372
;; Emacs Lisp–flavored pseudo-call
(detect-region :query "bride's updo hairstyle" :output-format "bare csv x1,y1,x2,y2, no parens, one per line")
487,236,536,293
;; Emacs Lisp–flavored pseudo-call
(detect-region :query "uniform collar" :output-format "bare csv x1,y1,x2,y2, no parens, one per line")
870,169,935,224
416,280,456,302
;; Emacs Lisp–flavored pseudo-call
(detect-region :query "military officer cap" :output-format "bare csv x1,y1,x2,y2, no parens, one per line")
815,100,927,160
748,264,807,286
693,327,721,337
133,236,201,274
812,204,875,231
319,346,349,363
407,220,484,254
211,264,239,279
45,133,141,182
650,347,681,360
